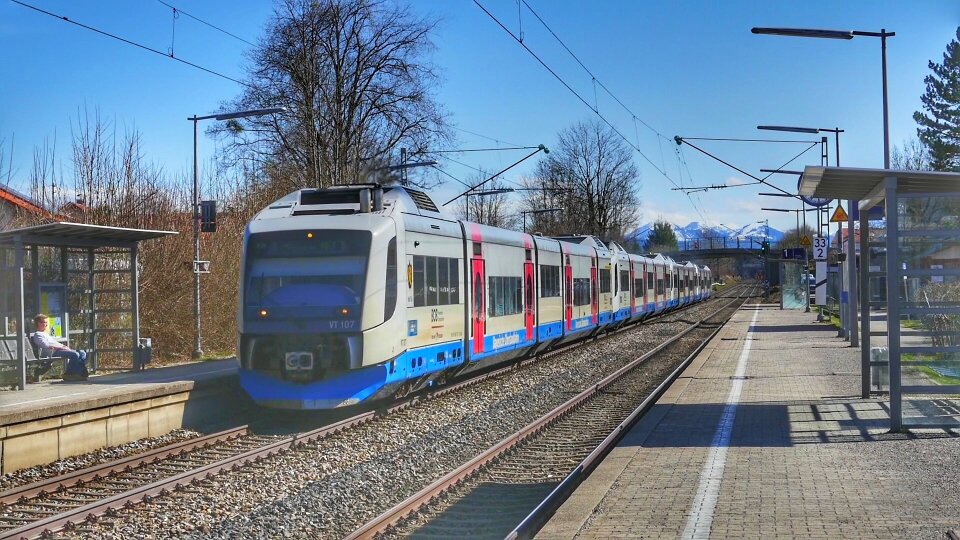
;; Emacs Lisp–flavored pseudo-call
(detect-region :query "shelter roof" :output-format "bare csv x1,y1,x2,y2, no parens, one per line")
800,166,960,209
0,222,177,248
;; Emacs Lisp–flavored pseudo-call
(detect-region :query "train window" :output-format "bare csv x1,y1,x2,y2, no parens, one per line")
657,278,665,295
525,249,532,261
426,256,439,304
384,237,397,321
599,269,611,294
539,265,561,298
438,257,449,304
619,270,630,292
412,255,459,307
413,256,426,307
646,272,654,290
473,242,482,256
633,278,643,294
448,259,460,304
488,276,523,317
573,278,591,306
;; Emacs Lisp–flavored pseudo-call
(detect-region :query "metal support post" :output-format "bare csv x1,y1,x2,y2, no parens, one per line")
859,200,871,398
191,116,203,359
131,245,141,370
13,237,25,390
847,199,859,347
87,248,98,372
884,177,901,431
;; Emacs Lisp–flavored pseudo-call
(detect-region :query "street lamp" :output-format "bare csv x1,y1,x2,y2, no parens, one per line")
189,106,286,358
753,26,895,347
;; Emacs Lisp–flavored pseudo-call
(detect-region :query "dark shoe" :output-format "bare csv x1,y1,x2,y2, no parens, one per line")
62,373,85,382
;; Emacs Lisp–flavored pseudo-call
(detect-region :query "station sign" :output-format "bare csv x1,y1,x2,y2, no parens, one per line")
812,236,827,261
782,248,806,260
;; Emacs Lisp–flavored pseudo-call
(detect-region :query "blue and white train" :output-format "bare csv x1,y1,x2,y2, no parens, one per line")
237,184,712,409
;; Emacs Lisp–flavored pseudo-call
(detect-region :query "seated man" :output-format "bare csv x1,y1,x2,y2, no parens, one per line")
31,314,88,381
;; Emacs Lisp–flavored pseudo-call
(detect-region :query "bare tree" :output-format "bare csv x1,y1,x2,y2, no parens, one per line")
520,120,640,239
217,0,449,190
455,176,515,228
892,138,932,171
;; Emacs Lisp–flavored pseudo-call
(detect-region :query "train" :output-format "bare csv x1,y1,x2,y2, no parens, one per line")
237,183,712,409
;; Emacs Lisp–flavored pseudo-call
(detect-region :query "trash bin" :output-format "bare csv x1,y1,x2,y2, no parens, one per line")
870,346,889,391
134,337,152,371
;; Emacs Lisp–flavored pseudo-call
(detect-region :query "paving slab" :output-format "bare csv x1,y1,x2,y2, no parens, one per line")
539,304,960,540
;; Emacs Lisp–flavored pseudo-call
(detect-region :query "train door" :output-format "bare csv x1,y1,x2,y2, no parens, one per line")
642,261,648,313
590,258,599,325
471,250,486,355
523,249,534,342
564,254,573,331
629,262,636,314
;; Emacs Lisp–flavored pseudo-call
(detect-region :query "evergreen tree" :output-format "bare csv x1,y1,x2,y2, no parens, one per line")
644,219,678,252
913,27,960,172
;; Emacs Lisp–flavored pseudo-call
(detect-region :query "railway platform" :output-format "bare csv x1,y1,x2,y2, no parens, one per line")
0,359,238,473
539,302,960,539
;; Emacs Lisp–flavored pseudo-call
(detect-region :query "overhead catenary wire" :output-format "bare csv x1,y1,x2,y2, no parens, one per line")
155,0,257,47
676,139,819,197
519,0,666,141
11,0,253,88
472,0,684,193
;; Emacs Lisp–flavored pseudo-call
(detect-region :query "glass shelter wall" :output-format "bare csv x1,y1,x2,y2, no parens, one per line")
868,186,960,430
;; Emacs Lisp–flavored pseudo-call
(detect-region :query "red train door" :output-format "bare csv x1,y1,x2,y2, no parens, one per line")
564,257,573,331
471,257,485,354
523,260,534,341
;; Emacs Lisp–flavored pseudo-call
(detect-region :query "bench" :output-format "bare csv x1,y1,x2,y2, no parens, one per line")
0,335,63,384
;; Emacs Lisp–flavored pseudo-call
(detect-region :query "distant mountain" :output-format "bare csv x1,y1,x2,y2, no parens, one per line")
627,221,784,246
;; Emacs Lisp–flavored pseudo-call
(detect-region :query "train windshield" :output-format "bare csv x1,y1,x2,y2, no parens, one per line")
245,230,372,311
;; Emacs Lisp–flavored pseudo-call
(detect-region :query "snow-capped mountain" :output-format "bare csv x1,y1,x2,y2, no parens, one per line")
627,221,784,245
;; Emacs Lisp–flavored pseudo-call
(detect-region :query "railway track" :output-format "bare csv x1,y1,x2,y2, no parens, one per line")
348,285,756,539
3,285,751,539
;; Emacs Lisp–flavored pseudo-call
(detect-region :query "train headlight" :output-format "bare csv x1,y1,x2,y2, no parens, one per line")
307,232,314,239
259,309,269,318
339,307,349,316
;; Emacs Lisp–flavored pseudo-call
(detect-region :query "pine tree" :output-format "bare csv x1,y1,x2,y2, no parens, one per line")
913,27,960,172
644,219,678,252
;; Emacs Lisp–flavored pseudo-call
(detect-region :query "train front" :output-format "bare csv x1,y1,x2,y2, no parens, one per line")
237,186,404,409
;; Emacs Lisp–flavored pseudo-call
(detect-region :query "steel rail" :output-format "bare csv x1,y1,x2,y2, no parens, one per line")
0,425,250,507
344,285,754,540
1,285,746,540
507,285,756,539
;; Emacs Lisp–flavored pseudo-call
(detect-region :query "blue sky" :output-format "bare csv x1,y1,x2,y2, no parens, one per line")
1,0,957,232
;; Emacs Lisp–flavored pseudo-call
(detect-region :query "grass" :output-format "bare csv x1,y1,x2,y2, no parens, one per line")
917,365,960,386
901,319,925,330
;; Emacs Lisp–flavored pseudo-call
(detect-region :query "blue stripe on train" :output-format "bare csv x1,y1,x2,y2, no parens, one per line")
240,340,466,408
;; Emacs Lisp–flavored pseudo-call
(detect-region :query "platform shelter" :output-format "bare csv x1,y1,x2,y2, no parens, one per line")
0,222,176,389
801,166,960,430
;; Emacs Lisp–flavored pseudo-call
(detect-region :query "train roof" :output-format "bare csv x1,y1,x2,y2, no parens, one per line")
252,183,452,223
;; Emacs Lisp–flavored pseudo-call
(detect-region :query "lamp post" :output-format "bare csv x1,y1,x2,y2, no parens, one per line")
189,107,285,358
753,26,893,348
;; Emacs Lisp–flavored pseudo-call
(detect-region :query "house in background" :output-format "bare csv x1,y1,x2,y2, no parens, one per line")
0,184,49,230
